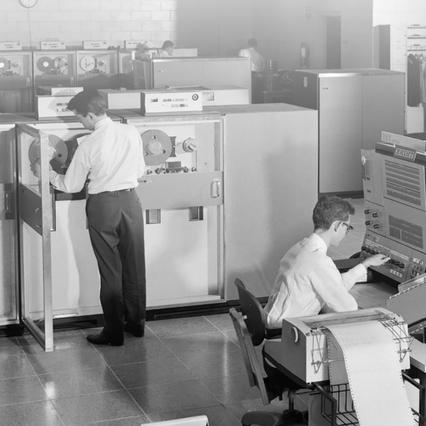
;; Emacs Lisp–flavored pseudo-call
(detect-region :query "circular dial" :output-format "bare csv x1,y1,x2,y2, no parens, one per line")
79,55,96,72
19,0,38,8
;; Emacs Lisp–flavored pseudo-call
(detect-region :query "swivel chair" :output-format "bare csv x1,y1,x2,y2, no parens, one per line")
230,278,308,426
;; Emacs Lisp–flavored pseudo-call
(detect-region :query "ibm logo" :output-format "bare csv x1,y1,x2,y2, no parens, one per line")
394,146,417,162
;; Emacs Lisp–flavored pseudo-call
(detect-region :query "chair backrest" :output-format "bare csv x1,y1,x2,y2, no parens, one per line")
229,307,271,405
140,415,209,426
234,278,267,346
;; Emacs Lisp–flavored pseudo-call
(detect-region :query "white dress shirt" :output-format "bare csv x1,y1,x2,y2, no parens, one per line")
239,47,266,72
264,233,367,328
50,117,145,194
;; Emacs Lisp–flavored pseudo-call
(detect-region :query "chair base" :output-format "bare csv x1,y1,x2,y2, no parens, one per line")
241,409,307,426
241,410,283,426
282,409,308,424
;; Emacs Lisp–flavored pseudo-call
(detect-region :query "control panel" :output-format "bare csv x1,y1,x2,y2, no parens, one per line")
361,231,426,283
364,201,385,233
361,133,426,284
361,148,383,206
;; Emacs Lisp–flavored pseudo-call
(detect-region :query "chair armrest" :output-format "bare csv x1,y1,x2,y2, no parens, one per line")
265,328,281,339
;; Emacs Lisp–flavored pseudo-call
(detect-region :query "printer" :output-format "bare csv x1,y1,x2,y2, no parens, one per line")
264,307,411,384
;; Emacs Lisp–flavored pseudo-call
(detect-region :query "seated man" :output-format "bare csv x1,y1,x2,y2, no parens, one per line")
264,196,389,328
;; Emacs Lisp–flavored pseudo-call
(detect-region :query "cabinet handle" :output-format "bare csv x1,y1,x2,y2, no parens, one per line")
4,191,14,219
50,191,56,232
210,179,221,198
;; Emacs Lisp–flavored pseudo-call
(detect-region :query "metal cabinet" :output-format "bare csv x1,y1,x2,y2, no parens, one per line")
114,112,224,308
290,69,405,196
215,104,318,300
0,121,20,327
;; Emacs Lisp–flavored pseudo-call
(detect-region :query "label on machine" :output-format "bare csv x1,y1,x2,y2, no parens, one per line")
82,40,109,50
40,41,66,50
140,89,203,115
0,41,22,51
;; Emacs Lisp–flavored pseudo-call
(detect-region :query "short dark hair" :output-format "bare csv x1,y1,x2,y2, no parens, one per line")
161,40,174,49
312,196,355,230
67,89,107,116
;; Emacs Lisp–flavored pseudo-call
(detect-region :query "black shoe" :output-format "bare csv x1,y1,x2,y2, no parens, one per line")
86,332,123,346
124,321,145,337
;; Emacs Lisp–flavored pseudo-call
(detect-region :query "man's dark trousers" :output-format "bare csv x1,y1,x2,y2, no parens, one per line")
86,189,146,341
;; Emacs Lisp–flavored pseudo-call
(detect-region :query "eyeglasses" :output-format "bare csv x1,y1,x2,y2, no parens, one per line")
341,222,354,233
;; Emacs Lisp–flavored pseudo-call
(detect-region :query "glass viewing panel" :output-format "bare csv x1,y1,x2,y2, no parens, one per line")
17,124,53,351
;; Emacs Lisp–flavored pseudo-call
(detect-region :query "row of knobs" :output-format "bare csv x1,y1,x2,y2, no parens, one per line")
364,209,381,229
365,221,380,229
146,167,197,174
364,209,378,216
362,246,404,268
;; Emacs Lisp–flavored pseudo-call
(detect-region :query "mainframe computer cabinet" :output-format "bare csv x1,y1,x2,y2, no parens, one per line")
290,68,405,196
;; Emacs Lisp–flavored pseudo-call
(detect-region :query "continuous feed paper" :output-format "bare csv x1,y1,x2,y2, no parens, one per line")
326,321,414,426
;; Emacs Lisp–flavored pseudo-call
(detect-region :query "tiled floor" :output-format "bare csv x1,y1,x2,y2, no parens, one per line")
0,315,277,426
0,198,366,426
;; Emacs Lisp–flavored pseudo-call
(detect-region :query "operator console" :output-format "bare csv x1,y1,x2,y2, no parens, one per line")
360,230,426,283
361,132,426,284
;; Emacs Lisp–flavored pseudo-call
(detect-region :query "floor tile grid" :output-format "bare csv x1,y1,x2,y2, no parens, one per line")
87,322,238,424
0,335,63,417
84,327,166,424
151,330,240,422
1,328,149,425
148,316,265,424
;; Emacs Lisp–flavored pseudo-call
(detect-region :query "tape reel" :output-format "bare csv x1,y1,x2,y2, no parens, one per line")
37,56,54,72
28,135,69,173
53,56,68,74
141,129,172,165
0,57,9,70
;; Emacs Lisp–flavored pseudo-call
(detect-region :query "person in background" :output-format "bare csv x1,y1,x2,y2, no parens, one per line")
134,42,151,61
239,38,266,73
157,40,174,57
239,38,266,102
264,196,389,328
49,89,146,346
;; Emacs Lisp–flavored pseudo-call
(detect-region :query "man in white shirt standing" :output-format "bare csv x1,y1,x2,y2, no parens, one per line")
264,196,389,328
50,89,146,346
239,38,266,73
